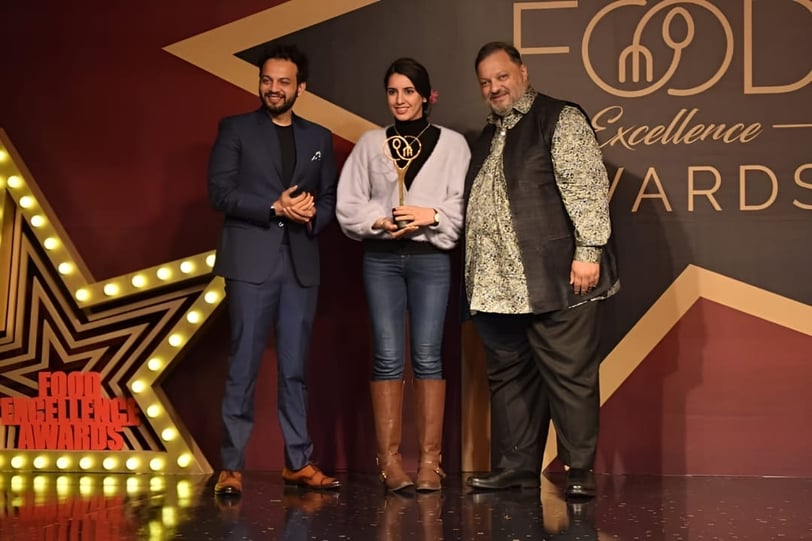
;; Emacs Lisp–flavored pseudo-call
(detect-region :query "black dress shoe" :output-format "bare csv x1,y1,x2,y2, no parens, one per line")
565,468,596,499
467,470,540,490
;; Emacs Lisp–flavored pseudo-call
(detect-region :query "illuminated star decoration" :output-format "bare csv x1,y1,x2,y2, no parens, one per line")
0,130,221,474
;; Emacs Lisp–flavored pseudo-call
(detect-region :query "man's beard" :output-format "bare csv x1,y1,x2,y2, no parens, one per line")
262,91,298,115
488,92,513,117
490,104,512,117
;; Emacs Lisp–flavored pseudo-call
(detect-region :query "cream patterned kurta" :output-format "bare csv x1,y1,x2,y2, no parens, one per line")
465,88,612,314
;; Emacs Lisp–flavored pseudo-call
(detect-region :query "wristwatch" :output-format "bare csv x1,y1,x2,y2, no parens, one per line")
432,209,440,226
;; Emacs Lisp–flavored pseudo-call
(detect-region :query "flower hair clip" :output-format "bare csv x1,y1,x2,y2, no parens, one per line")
429,89,439,105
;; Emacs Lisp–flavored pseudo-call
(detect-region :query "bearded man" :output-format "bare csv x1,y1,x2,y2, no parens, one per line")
463,42,619,499
208,43,339,496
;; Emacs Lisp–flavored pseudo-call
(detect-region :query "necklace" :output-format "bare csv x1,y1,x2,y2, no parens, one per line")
392,123,431,157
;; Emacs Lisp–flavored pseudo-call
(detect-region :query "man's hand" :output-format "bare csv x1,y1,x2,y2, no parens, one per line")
274,185,315,224
570,260,600,295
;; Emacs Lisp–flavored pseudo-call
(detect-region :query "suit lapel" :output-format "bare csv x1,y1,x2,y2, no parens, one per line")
290,114,309,188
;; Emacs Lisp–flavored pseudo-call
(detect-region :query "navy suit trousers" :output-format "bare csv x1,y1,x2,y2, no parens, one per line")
220,244,318,471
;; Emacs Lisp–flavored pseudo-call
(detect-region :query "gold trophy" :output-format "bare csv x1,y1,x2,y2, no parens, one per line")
382,132,424,229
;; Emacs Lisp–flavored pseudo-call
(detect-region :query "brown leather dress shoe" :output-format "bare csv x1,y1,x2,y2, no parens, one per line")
282,464,341,490
214,470,243,495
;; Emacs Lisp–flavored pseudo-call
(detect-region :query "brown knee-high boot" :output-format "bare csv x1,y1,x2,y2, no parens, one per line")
414,379,447,491
370,380,414,491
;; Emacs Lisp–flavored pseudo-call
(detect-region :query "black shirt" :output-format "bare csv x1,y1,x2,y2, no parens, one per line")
275,123,296,187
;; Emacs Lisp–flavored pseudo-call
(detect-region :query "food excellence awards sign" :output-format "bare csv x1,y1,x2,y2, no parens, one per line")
0,372,140,451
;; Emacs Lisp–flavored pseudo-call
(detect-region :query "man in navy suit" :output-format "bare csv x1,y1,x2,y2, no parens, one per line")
208,44,339,496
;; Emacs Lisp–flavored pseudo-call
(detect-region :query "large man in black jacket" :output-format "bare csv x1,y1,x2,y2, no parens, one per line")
464,42,619,499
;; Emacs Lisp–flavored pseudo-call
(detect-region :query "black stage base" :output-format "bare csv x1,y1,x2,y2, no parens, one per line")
1,472,810,540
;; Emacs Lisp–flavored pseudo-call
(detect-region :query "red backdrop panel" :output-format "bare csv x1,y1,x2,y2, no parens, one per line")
598,299,812,476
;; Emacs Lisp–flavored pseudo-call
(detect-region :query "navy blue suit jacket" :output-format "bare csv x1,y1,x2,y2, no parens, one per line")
208,108,337,286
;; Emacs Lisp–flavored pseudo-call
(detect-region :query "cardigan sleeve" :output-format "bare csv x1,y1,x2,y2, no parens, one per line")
336,131,392,241
420,129,470,250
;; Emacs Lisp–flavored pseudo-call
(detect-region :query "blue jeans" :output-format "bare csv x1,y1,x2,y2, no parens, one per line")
363,251,451,380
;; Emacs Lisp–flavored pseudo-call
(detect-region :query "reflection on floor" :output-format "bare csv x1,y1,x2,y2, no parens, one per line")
1,472,810,540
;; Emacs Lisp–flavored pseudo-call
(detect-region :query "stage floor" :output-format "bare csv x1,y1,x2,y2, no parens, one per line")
1,472,810,540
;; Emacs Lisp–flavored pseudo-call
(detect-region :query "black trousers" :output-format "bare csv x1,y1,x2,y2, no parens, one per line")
472,301,601,472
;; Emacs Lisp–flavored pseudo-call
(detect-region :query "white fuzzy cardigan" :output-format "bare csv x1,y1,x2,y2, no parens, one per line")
336,125,471,250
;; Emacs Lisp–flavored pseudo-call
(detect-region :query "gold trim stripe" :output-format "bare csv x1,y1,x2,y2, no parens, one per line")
599,264,812,408
163,0,380,143
563,264,812,469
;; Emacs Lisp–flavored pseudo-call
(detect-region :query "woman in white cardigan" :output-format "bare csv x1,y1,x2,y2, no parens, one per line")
336,58,470,492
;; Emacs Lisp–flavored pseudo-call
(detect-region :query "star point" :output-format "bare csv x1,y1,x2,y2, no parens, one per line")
163,0,379,143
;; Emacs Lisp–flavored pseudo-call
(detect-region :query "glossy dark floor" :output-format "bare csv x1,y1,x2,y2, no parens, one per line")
1,472,811,540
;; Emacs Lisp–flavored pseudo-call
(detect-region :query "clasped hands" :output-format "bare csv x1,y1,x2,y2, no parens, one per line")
372,205,435,238
273,185,316,224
